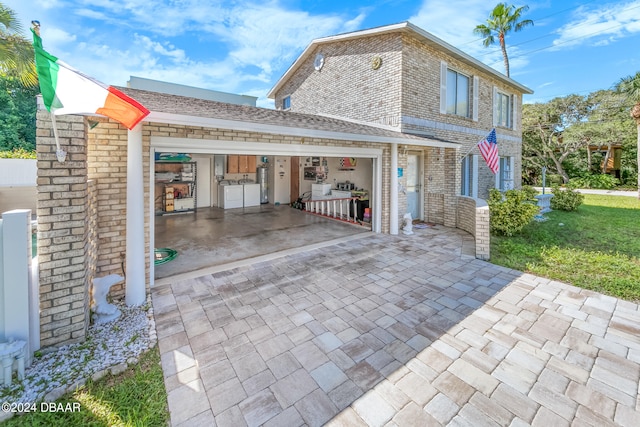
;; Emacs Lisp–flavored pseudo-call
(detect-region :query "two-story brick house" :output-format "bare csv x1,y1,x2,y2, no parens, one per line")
33,21,532,347
269,22,532,203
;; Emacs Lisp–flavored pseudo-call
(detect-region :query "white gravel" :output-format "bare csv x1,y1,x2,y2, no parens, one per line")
0,295,157,408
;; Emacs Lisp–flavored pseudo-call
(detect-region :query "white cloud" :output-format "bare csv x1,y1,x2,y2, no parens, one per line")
552,0,640,49
408,0,532,74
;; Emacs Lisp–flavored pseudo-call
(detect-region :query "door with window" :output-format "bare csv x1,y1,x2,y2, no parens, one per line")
406,153,422,220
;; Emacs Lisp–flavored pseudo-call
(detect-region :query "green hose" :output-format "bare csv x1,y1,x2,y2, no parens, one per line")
154,248,178,265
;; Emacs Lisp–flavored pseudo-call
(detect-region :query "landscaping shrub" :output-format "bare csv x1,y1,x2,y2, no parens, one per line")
488,189,539,237
571,174,619,190
521,185,538,202
547,174,565,186
550,185,584,211
0,148,36,159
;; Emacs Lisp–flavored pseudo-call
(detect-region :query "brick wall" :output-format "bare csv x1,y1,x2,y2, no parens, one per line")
273,30,526,201
36,111,90,347
275,33,404,127
85,179,98,331
87,119,139,297
456,196,490,260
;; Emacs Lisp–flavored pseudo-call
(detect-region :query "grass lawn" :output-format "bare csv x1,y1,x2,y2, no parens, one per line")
2,347,168,427
491,194,640,302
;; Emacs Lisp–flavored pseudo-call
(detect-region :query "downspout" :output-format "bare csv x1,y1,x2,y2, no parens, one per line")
126,124,146,306
390,143,399,235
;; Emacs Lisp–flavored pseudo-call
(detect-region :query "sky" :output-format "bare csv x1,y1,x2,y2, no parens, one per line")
6,0,640,108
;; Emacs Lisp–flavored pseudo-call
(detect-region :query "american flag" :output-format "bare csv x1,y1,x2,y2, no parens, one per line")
478,128,498,174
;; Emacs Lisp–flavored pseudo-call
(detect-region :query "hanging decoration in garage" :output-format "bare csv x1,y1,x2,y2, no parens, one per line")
339,157,357,170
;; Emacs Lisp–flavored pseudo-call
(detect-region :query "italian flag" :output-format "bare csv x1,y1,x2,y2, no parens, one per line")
32,28,149,130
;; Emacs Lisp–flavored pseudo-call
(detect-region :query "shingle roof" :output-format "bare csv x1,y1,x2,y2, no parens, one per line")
118,86,459,147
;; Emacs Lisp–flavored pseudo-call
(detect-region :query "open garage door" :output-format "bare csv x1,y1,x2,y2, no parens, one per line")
150,137,383,285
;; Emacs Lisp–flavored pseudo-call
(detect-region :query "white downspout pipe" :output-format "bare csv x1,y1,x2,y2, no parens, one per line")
390,143,399,235
126,124,146,306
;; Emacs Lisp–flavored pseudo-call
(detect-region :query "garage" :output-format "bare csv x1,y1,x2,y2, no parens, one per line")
150,137,384,284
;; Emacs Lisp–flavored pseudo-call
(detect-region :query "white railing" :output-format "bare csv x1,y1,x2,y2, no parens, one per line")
305,197,359,223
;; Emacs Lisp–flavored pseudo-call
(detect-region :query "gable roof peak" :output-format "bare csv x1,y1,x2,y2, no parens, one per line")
267,21,532,98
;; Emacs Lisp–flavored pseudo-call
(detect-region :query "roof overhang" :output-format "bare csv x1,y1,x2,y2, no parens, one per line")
146,111,461,149
268,21,533,99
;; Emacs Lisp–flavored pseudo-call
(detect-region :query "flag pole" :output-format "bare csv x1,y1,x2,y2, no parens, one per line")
49,113,66,163
459,143,477,163
32,21,66,163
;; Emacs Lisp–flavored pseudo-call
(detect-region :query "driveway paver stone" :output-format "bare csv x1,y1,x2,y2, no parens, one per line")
152,228,640,426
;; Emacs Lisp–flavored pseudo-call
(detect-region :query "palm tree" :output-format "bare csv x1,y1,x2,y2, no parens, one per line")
615,71,640,199
474,3,533,78
0,3,37,87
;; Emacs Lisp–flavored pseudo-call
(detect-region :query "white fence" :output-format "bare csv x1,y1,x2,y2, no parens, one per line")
0,159,36,186
0,159,37,214
0,209,39,380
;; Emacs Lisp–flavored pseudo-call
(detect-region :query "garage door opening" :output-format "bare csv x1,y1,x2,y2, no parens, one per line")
150,143,382,284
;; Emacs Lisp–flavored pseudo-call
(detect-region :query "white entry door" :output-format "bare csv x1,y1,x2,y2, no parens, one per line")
406,152,422,220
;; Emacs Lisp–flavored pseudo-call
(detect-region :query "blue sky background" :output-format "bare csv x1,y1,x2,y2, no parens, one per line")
6,0,640,108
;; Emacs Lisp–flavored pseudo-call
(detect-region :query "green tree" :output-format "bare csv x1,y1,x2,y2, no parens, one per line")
474,3,533,77
615,71,640,198
522,95,590,184
0,3,37,87
0,73,37,151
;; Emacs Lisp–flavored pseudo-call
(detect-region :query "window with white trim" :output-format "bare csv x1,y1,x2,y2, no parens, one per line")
461,155,478,197
282,96,291,110
446,69,470,117
496,156,514,191
495,91,511,128
440,62,477,120
493,87,516,129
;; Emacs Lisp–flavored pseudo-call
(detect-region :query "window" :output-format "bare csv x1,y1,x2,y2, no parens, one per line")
446,69,470,117
496,156,514,191
461,155,478,197
495,91,511,128
282,96,291,110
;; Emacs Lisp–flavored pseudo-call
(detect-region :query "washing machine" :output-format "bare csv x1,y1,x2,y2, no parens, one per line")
218,182,244,209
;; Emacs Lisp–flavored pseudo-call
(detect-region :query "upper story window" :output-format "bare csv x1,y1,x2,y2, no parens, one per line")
282,96,291,110
495,90,511,128
440,61,478,121
446,69,470,117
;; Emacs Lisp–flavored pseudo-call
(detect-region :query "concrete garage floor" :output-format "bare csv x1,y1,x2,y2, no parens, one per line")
154,204,370,283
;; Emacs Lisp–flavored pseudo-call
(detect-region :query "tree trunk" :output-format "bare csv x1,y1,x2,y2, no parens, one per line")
499,34,510,77
587,147,592,173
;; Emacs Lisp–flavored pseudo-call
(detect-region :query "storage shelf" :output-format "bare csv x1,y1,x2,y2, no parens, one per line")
156,162,197,215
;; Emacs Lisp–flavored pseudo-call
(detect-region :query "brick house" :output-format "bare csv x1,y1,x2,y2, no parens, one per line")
269,22,533,200
34,21,531,347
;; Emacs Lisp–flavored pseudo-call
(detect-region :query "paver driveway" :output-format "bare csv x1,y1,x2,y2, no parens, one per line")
152,227,640,426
